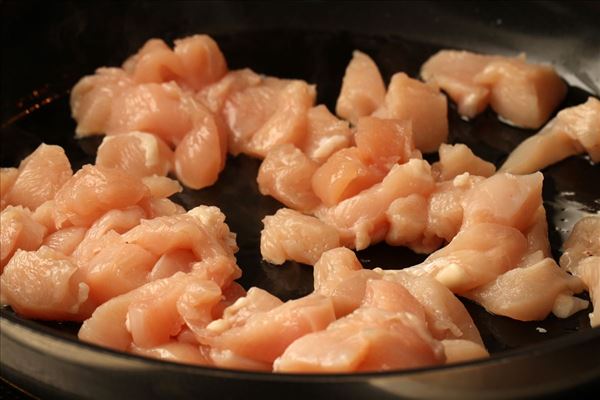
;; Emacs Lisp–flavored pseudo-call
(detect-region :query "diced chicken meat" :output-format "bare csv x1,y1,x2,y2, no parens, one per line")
560,216,600,327
501,97,600,174
316,159,435,250
274,280,444,373
1,206,47,271
432,143,496,181
336,51,386,125
1,247,92,320
406,223,528,293
201,294,336,365
260,208,340,266
3,144,72,211
375,72,448,153
465,258,587,321
421,50,566,128
257,144,320,212
96,132,173,178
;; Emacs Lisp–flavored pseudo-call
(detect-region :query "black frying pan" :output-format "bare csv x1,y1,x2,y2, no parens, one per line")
1,1,599,398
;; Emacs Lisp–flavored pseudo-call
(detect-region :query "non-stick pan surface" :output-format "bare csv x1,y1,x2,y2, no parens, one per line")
1,1,599,399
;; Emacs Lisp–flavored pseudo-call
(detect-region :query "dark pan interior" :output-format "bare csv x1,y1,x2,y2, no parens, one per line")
1,1,599,398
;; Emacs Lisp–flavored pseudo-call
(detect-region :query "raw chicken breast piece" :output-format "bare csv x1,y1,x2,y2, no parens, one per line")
0,206,47,271
123,35,227,92
173,105,228,189
42,227,87,256
442,340,489,364
131,342,213,366
71,68,134,137
257,144,320,212
219,75,289,155
202,294,336,365
518,206,551,267
0,168,18,210
311,147,386,207
79,273,221,351
355,117,416,169
1,247,92,320
53,165,149,228
465,258,587,321
313,247,379,317
274,284,443,373
77,231,159,304
385,194,430,251
4,144,72,210
260,208,340,266
406,223,528,293
422,174,484,246
203,287,283,338
560,216,600,326
461,172,543,232
336,50,386,125
474,56,567,129
300,105,353,163
501,97,600,174
122,208,237,261
376,72,448,153
244,81,316,158
96,132,173,178
432,143,496,181
421,50,566,128
199,69,263,114
421,50,493,119
141,175,182,199
379,270,483,345
106,82,194,146
316,159,435,250
209,349,272,371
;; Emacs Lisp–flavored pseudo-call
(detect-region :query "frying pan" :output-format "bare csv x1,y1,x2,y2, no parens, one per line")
1,1,599,398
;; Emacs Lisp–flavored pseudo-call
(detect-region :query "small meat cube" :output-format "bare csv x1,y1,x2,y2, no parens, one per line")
131,342,212,366
312,147,386,207
442,340,489,364
1,206,47,271
96,132,173,178
201,294,336,365
501,97,600,174
461,172,543,232
465,258,587,321
474,57,567,129
313,247,379,317
257,144,320,212
355,117,415,169
260,208,340,266
406,223,528,293
42,227,87,256
123,35,227,91
274,299,443,373
4,144,73,210
300,105,353,163
53,165,149,228
0,168,18,210
173,106,228,189
70,68,134,137
316,159,435,250
560,216,600,327
379,270,484,345
336,51,386,125
245,81,316,158
421,50,566,128
432,143,496,181
421,50,493,119
376,72,448,153
1,247,92,320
